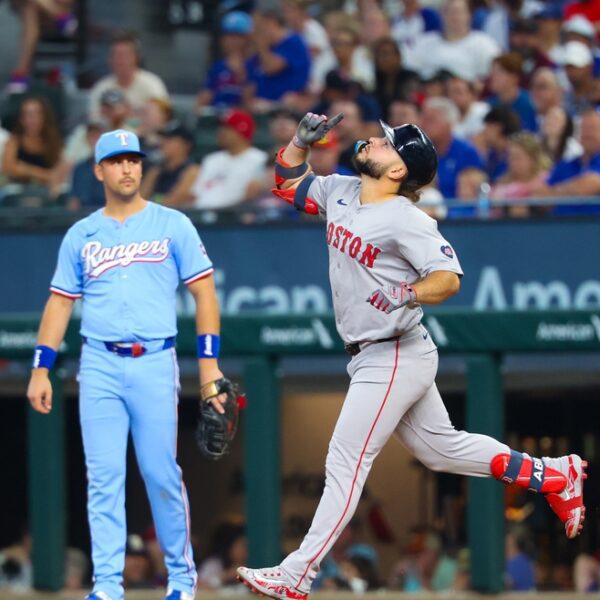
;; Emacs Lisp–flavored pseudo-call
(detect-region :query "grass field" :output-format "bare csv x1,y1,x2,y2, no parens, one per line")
3,592,600,600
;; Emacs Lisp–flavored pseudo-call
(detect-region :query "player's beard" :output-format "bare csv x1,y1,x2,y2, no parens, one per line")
351,153,387,179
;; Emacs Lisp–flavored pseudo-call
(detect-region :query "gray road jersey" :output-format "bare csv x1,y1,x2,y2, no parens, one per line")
308,174,464,343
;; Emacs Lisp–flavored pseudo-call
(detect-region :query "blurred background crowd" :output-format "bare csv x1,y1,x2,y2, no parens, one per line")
1,0,600,219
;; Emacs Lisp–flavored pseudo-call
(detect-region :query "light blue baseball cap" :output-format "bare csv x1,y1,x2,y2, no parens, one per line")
95,129,146,164
222,11,253,34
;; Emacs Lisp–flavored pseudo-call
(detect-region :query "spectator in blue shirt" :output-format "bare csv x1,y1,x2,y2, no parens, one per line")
420,97,485,199
488,53,537,131
529,107,600,215
391,0,442,47
480,105,521,183
196,11,253,111
244,10,310,110
505,529,536,592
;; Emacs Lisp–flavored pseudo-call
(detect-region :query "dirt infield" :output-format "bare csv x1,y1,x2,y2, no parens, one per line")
2,592,598,600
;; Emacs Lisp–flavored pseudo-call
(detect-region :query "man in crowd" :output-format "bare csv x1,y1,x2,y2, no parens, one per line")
530,107,600,215
196,11,253,110
89,32,169,120
244,10,310,110
141,121,199,207
420,96,485,198
191,109,267,209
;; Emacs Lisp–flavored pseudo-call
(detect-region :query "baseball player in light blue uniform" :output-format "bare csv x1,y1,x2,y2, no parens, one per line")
27,130,227,600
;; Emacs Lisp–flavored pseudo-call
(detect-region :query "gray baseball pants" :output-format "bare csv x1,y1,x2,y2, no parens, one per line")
281,325,509,593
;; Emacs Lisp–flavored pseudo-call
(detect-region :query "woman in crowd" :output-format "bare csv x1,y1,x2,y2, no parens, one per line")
491,132,552,217
2,96,65,197
372,37,420,118
539,105,583,164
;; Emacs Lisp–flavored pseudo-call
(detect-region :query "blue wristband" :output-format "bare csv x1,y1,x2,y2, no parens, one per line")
197,334,220,359
32,345,58,369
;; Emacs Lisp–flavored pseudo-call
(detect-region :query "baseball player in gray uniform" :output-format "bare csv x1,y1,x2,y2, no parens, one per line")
236,114,587,600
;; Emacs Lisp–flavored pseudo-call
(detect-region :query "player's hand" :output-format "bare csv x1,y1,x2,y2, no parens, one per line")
367,282,418,314
293,112,344,148
200,367,227,414
27,369,53,414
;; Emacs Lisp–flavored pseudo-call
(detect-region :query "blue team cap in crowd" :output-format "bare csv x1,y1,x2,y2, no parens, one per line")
534,5,563,20
95,129,146,164
222,11,253,34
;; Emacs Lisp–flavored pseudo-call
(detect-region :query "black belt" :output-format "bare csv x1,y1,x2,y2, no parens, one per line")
344,336,399,356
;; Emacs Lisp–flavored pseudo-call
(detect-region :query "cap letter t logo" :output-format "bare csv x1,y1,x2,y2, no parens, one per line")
115,132,129,146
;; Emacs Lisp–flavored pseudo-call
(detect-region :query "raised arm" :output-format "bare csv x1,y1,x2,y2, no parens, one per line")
272,112,344,213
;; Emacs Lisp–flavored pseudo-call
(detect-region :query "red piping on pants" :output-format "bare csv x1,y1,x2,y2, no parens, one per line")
295,338,400,590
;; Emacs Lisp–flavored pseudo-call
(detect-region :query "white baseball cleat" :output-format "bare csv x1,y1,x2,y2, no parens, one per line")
237,566,308,600
545,454,587,538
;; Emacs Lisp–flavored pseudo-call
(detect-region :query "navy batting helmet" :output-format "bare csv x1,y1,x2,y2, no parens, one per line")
380,120,438,189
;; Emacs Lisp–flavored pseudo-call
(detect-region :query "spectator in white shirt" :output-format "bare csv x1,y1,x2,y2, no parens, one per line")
88,32,169,121
403,0,500,82
446,74,489,140
191,109,267,209
322,13,375,91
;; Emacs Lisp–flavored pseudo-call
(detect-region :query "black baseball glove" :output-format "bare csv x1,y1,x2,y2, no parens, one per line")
195,378,243,460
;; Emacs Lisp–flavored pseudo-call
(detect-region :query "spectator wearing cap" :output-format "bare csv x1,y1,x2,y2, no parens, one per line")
420,96,485,199
140,121,198,207
565,0,600,41
563,15,600,77
508,19,557,87
562,41,596,114
67,121,106,211
244,10,311,110
372,37,420,119
197,11,253,111
191,109,267,209
488,53,537,131
310,129,354,176
391,0,442,49
64,89,134,168
123,534,152,589
281,0,336,94
478,105,522,183
403,0,500,83
446,75,489,140
533,5,564,65
89,32,169,121
529,107,600,214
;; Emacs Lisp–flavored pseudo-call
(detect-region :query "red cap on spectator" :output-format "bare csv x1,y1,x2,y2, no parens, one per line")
220,109,255,141
313,129,339,150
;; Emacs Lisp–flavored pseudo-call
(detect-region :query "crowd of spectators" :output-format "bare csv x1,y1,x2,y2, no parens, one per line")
1,0,600,219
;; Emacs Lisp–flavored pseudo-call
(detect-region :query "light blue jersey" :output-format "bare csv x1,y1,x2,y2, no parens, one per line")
51,201,213,340
50,199,211,600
